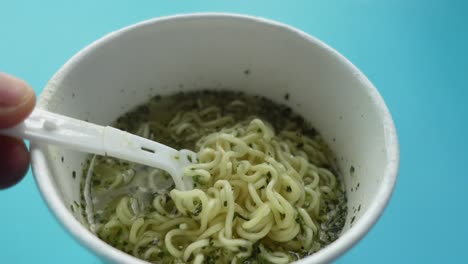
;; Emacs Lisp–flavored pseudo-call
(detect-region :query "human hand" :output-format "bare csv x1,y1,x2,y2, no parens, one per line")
0,72,36,189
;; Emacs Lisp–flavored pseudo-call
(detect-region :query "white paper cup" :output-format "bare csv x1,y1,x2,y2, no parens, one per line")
31,13,399,263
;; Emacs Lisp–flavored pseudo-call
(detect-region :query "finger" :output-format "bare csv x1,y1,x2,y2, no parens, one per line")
0,72,36,129
0,135,30,189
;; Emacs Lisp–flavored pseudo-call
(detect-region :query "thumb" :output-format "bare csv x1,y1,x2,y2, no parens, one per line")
0,72,36,128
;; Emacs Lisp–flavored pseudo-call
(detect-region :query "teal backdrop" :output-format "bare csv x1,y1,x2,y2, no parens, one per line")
0,1,466,263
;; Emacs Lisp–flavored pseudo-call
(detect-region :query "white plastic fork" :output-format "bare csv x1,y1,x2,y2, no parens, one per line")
0,109,195,191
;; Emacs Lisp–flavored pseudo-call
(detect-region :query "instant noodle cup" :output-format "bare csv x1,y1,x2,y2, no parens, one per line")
31,13,399,263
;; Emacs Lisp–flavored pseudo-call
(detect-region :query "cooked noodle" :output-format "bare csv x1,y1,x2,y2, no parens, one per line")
82,91,346,263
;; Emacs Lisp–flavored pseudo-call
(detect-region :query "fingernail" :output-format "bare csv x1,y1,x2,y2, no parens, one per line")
0,73,32,108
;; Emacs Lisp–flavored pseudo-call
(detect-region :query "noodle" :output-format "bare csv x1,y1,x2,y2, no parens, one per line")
82,91,347,263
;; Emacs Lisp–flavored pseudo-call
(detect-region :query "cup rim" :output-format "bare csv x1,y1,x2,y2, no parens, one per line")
31,12,399,264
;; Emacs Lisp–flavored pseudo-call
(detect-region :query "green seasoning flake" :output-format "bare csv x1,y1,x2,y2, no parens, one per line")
193,175,200,183
153,95,162,101
192,204,202,216
92,179,101,185
206,256,215,264
286,186,292,193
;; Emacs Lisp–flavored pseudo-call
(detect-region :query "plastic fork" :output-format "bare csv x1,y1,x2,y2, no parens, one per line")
0,109,195,191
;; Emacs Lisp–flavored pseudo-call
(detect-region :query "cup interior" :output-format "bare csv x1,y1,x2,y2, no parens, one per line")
32,14,398,264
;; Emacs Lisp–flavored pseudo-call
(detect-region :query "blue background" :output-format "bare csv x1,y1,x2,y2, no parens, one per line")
1,1,466,263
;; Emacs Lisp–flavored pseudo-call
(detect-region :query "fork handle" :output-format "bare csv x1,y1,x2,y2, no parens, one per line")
0,109,193,190
0,109,107,155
